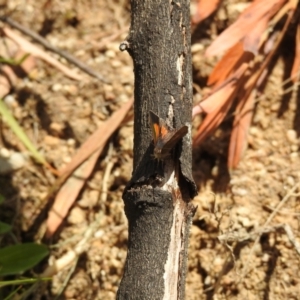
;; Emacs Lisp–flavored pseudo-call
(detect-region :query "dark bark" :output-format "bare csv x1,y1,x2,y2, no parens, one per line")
117,0,197,299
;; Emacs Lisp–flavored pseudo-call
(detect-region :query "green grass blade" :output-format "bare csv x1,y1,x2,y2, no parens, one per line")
0,99,47,165
0,277,51,287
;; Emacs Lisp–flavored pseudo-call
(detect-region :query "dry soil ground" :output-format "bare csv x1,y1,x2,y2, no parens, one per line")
0,0,300,299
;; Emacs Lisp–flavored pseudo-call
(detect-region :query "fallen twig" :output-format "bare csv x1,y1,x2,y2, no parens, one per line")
0,15,109,83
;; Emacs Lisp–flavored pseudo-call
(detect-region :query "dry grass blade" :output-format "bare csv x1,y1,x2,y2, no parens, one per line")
0,99,48,166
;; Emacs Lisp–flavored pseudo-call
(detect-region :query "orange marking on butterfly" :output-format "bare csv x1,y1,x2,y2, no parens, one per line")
149,110,188,160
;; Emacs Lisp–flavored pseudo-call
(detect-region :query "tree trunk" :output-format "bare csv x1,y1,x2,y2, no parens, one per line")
117,0,197,299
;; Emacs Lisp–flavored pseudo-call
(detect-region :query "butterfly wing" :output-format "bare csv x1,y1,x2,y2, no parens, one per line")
149,110,188,159
161,126,188,151
156,126,188,159
149,111,161,144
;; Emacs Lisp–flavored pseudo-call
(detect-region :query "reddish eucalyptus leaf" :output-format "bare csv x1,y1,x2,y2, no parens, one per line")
193,93,235,146
243,16,269,55
46,99,133,237
46,150,101,237
193,0,221,24
193,63,248,117
0,66,18,98
208,42,253,86
205,0,286,57
228,90,255,169
291,23,300,83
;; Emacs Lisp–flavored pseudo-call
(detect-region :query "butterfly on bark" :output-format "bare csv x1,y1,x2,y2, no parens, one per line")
149,110,188,160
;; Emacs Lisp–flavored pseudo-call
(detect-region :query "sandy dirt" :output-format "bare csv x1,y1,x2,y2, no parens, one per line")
0,0,299,299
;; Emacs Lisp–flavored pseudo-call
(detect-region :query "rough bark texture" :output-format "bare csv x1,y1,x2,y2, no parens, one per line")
117,0,197,299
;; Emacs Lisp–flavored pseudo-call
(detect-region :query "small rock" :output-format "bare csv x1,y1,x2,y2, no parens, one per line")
52,83,62,92
68,206,86,224
63,84,78,96
0,148,10,158
286,129,297,144
67,138,76,146
9,152,27,170
111,60,122,68
204,276,212,286
211,165,219,177
78,190,99,208
236,206,250,216
0,151,27,174
249,126,262,138
44,135,60,146
4,95,17,107
62,156,71,164
262,253,269,263
191,43,204,53
232,187,248,196
239,216,251,228
286,176,295,186
291,144,298,152
50,122,65,136
290,152,298,160
105,50,116,58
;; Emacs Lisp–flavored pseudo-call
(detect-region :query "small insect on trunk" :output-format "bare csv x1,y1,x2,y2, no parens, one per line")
149,111,188,160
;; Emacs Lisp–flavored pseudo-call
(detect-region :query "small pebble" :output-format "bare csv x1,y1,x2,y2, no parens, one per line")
111,60,122,68
204,276,211,286
291,144,298,152
191,43,204,53
0,148,10,158
62,156,72,164
286,129,297,144
0,152,27,174
4,95,17,107
67,138,76,146
68,206,86,224
290,152,298,160
52,83,62,92
50,122,65,135
44,135,60,146
105,50,116,58
261,253,270,262
286,176,295,186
